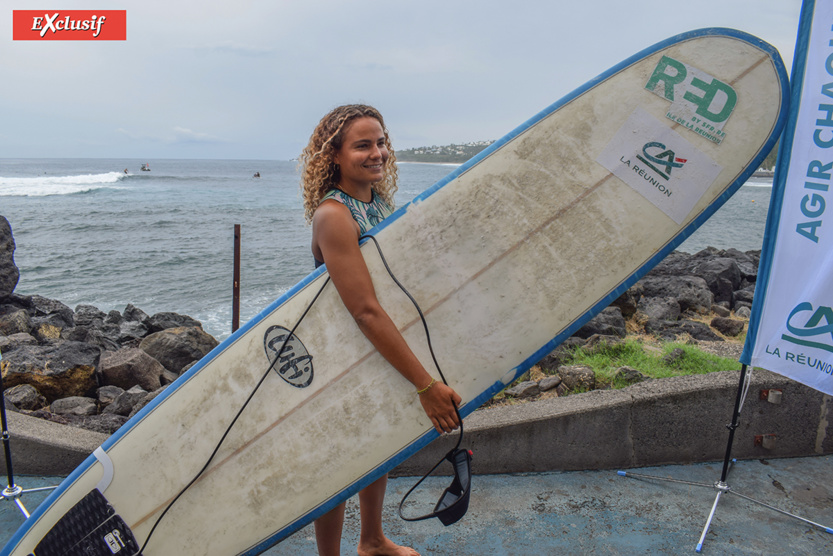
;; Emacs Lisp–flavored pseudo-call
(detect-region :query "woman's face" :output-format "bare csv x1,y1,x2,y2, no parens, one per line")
333,117,389,189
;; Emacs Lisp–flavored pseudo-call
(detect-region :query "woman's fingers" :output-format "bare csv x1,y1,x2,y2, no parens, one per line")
420,382,463,434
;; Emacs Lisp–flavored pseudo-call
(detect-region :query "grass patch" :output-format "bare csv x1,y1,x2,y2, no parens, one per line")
565,339,740,389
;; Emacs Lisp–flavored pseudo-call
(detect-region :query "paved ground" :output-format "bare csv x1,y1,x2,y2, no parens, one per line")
5,456,832,555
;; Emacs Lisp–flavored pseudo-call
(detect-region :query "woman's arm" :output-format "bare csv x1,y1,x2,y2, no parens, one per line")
313,201,461,434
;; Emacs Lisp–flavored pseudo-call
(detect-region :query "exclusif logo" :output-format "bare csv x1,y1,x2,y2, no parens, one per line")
13,10,127,41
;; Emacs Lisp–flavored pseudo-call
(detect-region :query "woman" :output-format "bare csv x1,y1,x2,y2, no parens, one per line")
299,104,462,556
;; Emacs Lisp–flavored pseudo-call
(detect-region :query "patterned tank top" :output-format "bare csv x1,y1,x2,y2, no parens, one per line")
320,188,393,234
314,188,394,268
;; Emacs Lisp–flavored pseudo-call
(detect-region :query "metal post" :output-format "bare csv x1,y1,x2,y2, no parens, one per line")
1,353,17,493
232,224,241,333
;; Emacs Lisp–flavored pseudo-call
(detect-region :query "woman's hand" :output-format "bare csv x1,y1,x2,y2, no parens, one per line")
417,381,463,434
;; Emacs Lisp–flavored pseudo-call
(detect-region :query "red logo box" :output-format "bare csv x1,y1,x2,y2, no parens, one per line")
13,10,127,40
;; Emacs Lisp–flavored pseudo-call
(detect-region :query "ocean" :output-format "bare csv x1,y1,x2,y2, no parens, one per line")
0,158,773,341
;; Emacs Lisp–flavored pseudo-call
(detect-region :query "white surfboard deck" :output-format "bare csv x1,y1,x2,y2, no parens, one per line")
4,28,788,555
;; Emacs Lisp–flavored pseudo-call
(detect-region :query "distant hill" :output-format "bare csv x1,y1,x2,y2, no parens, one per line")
396,141,494,163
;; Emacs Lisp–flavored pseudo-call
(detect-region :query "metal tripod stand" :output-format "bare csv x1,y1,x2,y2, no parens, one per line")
618,364,833,552
1,351,57,518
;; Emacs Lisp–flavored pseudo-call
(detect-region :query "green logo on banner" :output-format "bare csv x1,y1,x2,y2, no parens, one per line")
782,302,833,353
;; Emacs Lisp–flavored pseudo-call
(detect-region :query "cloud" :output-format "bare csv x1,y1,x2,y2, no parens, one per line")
171,127,223,144
4,0,803,159
346,45,479,75
182,41,275,57
117,127,224,145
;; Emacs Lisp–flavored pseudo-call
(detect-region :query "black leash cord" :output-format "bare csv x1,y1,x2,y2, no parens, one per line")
359,233,464,439
139,275,331,554
141,233,459,552
360,234,470,525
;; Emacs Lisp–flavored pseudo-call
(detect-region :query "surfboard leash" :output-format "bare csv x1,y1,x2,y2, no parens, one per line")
358,234,463,422
139,275,332,554
359,234,472,527
142,233,468,552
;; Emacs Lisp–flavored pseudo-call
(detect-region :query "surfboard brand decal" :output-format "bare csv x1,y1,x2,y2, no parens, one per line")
635,142,687,180
264,326,314,388
596,107,722,224
103,529,127,553
645,55,736,145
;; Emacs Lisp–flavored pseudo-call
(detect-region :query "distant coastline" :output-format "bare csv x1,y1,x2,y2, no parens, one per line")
397,141,778,177
396,141,494,164
398,161,461,167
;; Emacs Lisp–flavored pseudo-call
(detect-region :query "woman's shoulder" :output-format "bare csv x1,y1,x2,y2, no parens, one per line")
315,190,355,220
315,196,352,220
322,188,357,205
312,198,360,248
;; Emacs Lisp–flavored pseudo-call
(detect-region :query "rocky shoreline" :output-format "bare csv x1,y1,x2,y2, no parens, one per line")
1,216,219,434
492,246,756,403
1,215,755,435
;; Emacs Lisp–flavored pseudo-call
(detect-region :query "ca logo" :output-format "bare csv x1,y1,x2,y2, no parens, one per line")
636,142,687,180
783,302,833,353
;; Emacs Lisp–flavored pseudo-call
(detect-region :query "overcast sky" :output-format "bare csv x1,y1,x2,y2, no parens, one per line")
0,0,802,161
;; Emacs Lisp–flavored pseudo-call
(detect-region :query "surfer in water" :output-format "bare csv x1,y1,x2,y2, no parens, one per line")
300,104,462,556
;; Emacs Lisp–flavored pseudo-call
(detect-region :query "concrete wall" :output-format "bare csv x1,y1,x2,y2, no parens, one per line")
4,369,831,477
393,369,833,476
5,411,106,475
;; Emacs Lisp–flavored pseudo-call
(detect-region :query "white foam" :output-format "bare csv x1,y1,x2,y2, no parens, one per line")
743,180,774,188
0,171,127,197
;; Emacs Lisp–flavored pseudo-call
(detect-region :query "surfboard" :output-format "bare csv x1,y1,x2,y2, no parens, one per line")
3,28,788,555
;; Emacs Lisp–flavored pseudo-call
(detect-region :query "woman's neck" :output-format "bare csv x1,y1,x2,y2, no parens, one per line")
337,181,373,203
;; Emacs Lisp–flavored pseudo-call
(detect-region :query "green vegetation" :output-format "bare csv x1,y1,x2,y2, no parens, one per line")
396,141,494,163
484,338,743,407
564,340,740,389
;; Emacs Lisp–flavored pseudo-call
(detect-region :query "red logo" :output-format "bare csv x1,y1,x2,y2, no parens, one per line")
13,10,127,41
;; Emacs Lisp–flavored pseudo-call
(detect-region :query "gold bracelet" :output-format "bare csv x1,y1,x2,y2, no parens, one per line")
416,378,437,395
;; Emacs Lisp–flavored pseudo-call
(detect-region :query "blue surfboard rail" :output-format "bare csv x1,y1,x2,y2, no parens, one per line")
3,27,789,556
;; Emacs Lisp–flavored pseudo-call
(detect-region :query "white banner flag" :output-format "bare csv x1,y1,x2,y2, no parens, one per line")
741,0,833,396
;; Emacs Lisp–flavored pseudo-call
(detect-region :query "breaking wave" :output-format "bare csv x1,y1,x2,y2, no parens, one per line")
0,171,128,197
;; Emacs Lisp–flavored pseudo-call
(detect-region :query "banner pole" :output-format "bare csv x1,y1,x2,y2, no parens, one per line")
718,364,748,483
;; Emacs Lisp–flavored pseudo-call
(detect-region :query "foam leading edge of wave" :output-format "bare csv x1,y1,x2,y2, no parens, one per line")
0,171,128,197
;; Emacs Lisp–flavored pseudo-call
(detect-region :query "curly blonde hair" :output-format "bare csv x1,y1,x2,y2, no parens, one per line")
299,104,398,223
